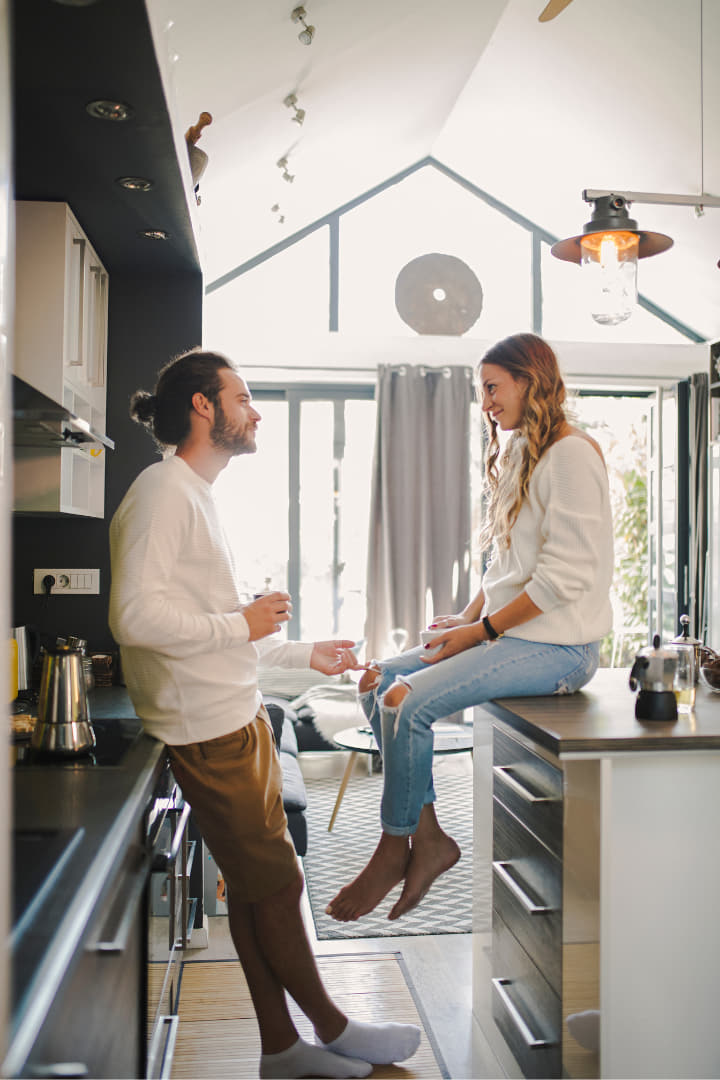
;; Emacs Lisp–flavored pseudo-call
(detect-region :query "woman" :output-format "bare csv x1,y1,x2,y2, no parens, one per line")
327,332,614,923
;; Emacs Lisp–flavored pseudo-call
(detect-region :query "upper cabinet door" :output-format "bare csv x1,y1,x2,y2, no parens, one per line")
14,200,109,401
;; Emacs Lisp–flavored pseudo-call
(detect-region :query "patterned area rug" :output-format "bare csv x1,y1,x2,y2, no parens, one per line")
302,768,487,940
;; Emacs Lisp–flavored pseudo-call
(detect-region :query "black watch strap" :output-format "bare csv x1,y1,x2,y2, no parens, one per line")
482,615,503,640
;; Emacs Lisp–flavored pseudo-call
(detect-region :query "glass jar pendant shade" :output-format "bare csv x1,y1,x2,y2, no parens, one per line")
551,195,673,325
581,230,639,325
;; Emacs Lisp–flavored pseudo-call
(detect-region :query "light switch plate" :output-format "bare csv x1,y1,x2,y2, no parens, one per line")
33,568,100,595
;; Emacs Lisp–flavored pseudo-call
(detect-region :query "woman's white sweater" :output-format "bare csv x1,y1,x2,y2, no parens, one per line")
109,455,313,745
482,435,614,645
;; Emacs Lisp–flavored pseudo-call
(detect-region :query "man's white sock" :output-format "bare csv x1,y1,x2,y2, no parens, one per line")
316,1018,422,1065
566,1009,600,1052
259,1036,372,1079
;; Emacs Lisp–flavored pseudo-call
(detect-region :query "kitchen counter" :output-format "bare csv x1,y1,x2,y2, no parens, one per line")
483,665,720,755
477,666,720,1079
5,688,165,1078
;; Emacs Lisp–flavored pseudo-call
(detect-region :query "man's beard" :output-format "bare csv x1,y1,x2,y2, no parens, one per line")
210,401,256,455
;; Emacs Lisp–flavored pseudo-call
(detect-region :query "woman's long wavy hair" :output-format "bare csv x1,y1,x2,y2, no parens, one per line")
479,333,567,551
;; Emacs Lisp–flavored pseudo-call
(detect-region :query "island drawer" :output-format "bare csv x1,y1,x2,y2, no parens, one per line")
493,725,563,857
492,911,561,1079
493,797,562,993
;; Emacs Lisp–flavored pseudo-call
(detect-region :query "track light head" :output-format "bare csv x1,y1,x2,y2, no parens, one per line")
291,5,315,44
283,92,306,124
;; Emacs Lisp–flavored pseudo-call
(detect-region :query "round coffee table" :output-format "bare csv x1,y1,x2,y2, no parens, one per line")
328,722,473,831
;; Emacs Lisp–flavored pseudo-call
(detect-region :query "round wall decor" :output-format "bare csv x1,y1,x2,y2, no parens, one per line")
394,252,483,335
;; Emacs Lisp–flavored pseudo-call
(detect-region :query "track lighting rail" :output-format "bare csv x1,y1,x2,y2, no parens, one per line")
583,188,720,209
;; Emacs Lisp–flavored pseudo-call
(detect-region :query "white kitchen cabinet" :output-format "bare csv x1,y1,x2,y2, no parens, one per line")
14,200,108,399
13,201,110,517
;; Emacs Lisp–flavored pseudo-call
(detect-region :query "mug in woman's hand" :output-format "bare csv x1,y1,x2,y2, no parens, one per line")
420,629,444,658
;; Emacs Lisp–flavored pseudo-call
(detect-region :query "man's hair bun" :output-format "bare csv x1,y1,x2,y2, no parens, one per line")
129,390,158,425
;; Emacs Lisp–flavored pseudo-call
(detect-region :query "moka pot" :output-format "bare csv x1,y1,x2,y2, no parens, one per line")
31,644,96,754
629,634,678,722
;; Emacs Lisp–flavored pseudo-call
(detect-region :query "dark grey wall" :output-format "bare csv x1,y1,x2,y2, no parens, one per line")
12,271,203,653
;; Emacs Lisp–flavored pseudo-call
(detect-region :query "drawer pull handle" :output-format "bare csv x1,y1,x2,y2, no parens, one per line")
158,1015,180,1079
492,860,557,915
493,765,559,803
93,851,150,953
492,978,555,1049
30,1066,89,1078
147,1015,179,1080
152,802,192,872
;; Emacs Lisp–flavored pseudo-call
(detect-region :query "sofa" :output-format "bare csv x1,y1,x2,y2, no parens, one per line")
265,702,308,856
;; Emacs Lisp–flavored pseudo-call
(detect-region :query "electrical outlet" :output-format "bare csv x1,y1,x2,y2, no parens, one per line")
34,569,100,595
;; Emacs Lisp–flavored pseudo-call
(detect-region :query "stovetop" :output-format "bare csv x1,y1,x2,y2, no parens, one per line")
13,716,142,768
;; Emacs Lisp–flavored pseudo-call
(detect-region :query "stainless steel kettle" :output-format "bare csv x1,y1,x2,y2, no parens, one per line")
31,644,96,754
629,634,678,722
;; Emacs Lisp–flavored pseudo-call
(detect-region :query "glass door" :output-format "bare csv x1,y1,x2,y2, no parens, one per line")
647,384,691,642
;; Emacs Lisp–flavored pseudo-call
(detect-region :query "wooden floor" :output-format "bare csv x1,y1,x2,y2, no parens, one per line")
172,955,443,1079
169,742,514,1079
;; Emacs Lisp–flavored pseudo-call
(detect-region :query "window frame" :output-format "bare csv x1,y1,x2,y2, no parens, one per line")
250,382,375,639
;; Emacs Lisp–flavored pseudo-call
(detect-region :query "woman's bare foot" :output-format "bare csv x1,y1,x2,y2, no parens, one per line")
388,805,461,920
325,833,410,921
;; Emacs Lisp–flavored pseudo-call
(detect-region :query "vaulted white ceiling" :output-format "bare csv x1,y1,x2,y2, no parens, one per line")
149,0,720,341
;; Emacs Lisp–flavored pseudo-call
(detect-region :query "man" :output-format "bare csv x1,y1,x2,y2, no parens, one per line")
109,349,421,1079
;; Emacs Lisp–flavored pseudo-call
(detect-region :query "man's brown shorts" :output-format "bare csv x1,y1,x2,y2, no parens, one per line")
167,707,299,903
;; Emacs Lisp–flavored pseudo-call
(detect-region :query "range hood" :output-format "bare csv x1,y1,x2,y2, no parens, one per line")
12,376,115,451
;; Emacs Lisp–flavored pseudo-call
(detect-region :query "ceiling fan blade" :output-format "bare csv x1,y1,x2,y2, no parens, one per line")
539,0,575,21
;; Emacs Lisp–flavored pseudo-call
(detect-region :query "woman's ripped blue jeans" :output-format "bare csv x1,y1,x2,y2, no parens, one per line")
360,636,599,835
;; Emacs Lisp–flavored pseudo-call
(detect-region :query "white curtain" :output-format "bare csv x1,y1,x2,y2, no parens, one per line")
364,363,474,660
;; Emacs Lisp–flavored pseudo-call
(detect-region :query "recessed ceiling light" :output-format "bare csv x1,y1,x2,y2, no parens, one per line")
86,100,134,122
116,177,154,191
138,229,170,241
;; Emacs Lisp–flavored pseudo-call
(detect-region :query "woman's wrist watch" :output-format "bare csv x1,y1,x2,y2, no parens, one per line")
482,614,503,640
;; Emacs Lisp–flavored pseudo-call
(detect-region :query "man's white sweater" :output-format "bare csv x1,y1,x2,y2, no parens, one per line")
109,455,312,745
482,436,614,645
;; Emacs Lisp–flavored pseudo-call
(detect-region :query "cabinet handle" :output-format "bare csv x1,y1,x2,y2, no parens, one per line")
492,860,557,915
93,852,150,953
147,1015,179,1080
158,1016,180,1079
492,978,555,1049
493,765,559,803
30,1064,89,1078
152,802,192,873
70,238,86,366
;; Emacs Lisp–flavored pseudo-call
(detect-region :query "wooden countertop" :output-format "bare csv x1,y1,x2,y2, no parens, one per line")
482,667,720,757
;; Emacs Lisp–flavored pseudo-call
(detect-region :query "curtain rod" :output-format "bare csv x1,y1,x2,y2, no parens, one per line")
235,361,475,374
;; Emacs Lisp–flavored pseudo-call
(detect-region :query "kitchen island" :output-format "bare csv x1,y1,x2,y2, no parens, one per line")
476,667,720,1079
5,690,166,1078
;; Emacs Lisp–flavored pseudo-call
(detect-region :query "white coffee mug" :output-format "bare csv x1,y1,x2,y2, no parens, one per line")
420,628,444,658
